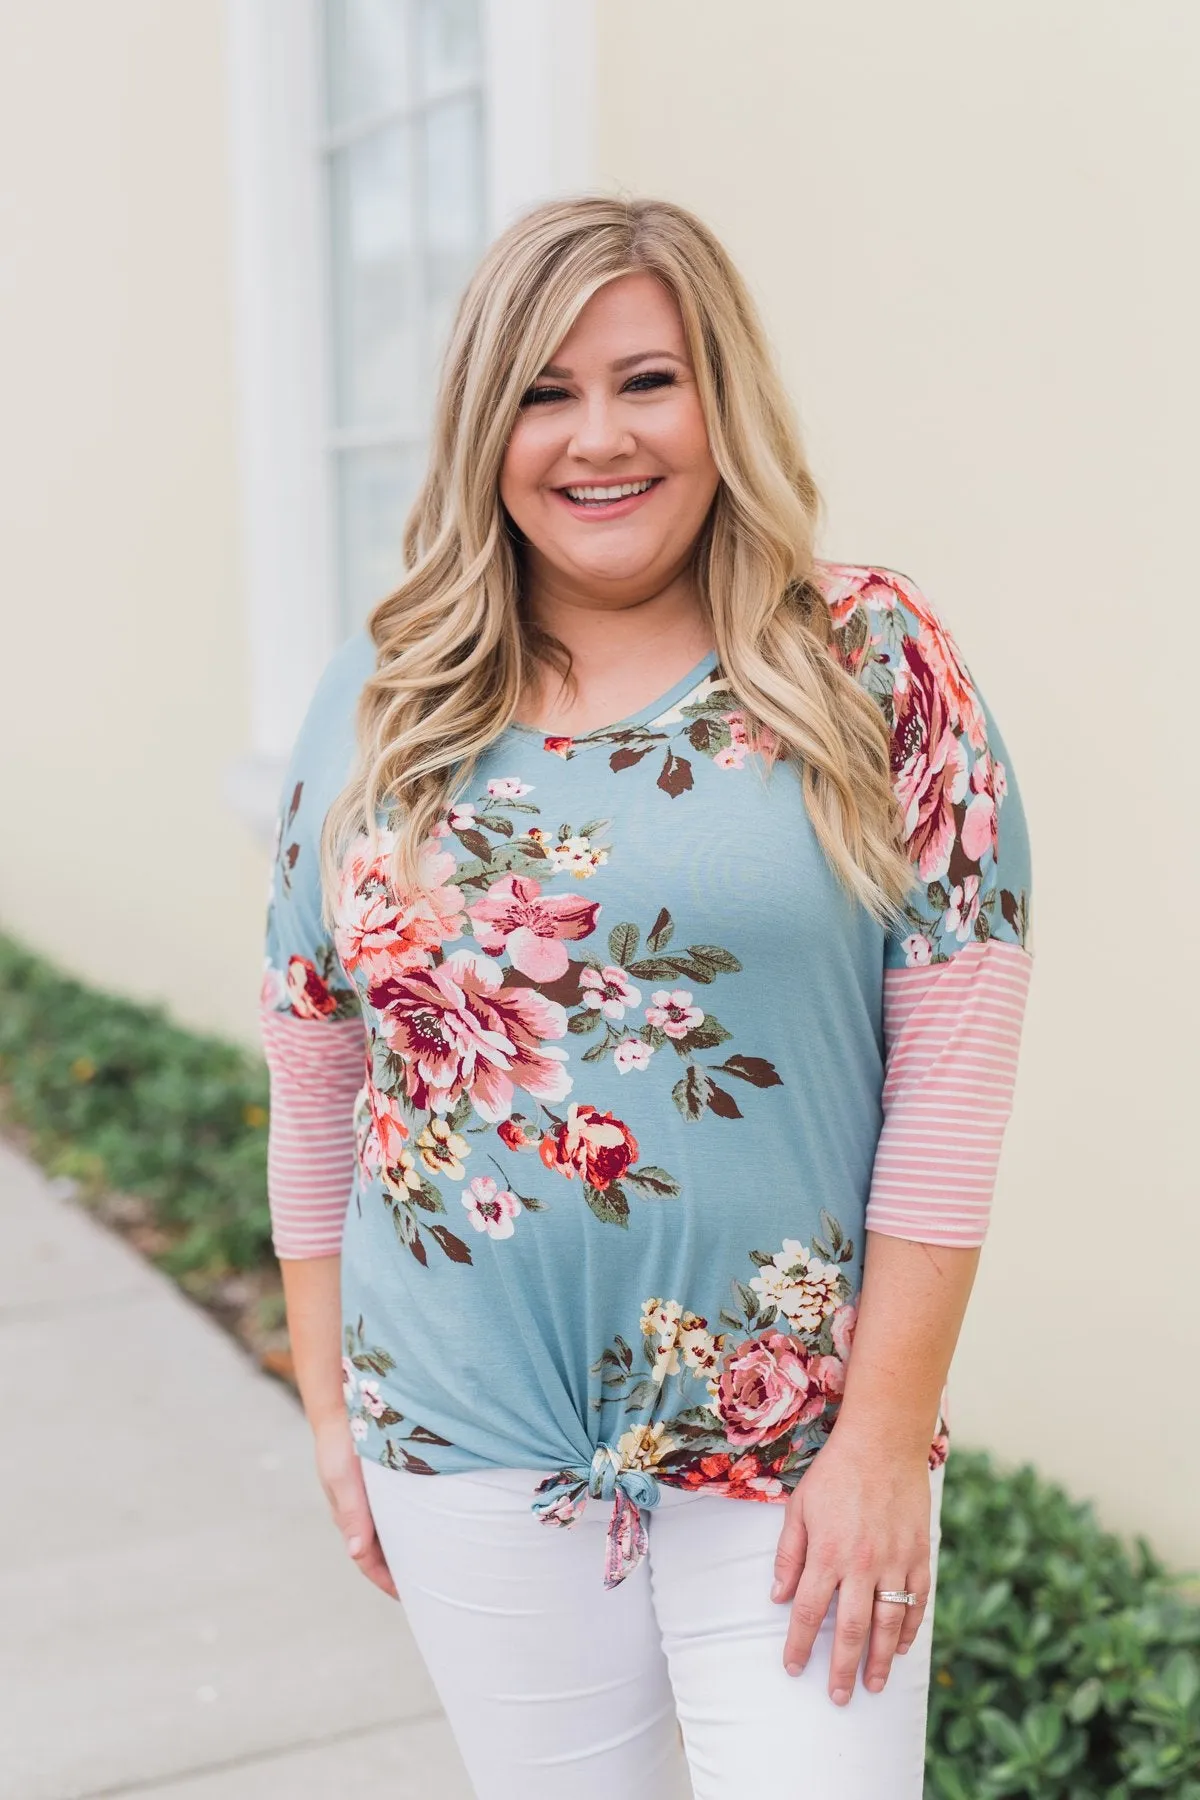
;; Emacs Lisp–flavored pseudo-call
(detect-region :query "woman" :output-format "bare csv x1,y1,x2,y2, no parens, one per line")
260,196,1032,1799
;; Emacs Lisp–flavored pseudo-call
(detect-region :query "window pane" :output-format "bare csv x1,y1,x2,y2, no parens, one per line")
417,0,481,99
336,444,427,634
325,0,412,128
329,123,421,432
422,93,485,370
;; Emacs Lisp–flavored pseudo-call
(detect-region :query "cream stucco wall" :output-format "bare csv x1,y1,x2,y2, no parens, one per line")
0,3,268,1043
593,0,1199,1560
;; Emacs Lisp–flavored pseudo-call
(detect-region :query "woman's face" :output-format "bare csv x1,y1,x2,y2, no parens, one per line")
499,271,721,605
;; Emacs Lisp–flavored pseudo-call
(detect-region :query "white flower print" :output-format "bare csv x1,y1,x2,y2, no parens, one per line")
461,1175,522,1239
581,965,642,1020
616,1421,676,1469
359,1379,386,1419
349,1415,369,1441
749,1239,843,1333
341,1356,357,1403
645,989,704,1039
903,933,933,967
613,1038,653,1074
548,835,609,878
944,874,982,942
487,778,533,800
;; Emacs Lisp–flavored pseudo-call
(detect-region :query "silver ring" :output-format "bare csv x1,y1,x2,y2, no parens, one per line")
875,1589,919,1606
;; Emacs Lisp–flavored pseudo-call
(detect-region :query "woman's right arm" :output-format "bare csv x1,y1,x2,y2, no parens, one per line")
258,652,399,1600
280,1255,398,1600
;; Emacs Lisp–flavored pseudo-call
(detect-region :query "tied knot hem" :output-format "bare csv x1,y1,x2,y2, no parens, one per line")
530,1442,663,1589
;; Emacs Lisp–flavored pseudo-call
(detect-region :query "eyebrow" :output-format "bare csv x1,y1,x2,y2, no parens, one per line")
538,350,687,378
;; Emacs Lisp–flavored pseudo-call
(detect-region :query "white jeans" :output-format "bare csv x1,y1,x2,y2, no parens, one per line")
361,1455,946,1800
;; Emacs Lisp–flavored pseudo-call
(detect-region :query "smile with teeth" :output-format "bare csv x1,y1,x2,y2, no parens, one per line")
560,477,660,504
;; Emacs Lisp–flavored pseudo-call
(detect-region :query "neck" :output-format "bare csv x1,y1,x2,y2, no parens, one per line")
520,560,713,684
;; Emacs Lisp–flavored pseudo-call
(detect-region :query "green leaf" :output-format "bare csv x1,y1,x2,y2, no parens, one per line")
608,922,640,966
567,1007,603,1034
646,906,674,952
583,1182,630,1227
623,1164,681,1199
685,944,743,975
672,1065,713,1122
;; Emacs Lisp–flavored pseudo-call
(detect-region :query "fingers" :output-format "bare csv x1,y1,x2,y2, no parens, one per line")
782,1558,838,1679
347,1528,400,1601
860,1576,912,1693
770,1496,808,1604
783,1559,932,1702
330,1466,400,1602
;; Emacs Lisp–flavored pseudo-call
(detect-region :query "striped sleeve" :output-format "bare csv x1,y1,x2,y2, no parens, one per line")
260,1009,367,1259
865,941,1032,1246
258,637,372,1260
857,566,1034,1248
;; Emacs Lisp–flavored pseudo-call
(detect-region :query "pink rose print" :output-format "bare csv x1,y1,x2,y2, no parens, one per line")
645,989,704,1039
891,637,969,881
715,1332,827,1448
467,874,600,981
944,874,982,942
335,838,465,985
902,934,933,967
369,948,571,1123
260,963,288,1011
497,1115,541,1151
678,1451,785,1501
357,1083,410,1177
814,1353,847,1400
486,777,532,799
961,752,1005,865
539,1103,638,1190
613,1038,653,1074
830,1302,858,1362
461,1175,522,1239
286,956,337,1020
580,965,642,1020
819,566,902,628
543,736,573,758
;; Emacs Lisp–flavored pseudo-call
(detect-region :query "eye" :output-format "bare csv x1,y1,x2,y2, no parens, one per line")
519,384,569,407
624,369,678,393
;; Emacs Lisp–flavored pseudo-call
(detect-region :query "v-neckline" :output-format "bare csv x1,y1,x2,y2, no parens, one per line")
505,649,723,742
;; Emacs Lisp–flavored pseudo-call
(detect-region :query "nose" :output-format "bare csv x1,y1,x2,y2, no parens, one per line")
567,390,637,466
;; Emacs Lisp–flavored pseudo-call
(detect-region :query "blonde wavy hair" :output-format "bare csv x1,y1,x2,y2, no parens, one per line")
320,194,912,927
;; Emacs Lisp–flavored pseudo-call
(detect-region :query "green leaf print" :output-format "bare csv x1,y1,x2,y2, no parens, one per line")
608,921,640,966
580,1037,612,1065
623,1165,682,1199
624,1378,659,1412
685,716,732,755
583,1182,630,1227
673,1066,713,1122
411,1178,446,1214
646,907,674,952
567,1008,603,1035
671,1016,732,1055
454,827,493,860
686,945,743,976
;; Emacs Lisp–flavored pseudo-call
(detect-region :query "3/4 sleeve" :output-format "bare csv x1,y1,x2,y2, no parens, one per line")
848,570,1034,1249
259,645,370,1261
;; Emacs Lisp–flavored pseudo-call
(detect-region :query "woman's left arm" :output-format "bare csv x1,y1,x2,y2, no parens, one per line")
771,570,1035,1705
771,1233,980,1700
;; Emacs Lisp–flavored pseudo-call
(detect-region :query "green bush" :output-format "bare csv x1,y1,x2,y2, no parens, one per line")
1,930,1197,1792
0,931,270,1273
929,1452,1200,1796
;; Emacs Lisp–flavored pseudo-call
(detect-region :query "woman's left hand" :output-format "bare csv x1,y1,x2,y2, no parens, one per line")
770,1429,932,1705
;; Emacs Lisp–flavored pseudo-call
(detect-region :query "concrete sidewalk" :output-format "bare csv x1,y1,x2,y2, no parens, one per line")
0,1139,474,1799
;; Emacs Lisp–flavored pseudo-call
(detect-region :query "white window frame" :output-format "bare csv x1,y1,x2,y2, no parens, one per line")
223,0,596,840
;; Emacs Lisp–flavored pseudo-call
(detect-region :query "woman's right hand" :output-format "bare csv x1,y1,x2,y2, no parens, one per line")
312,1415,399,1600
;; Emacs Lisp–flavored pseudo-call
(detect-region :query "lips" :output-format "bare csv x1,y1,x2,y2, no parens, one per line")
553,476,664,516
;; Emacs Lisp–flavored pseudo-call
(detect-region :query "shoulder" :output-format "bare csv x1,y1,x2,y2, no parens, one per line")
277,627,376,846
287,628,376,775
812,562,1031,948
811,558,988,752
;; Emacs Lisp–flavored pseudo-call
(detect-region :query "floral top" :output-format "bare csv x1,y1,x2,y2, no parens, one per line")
259,561,1033,1589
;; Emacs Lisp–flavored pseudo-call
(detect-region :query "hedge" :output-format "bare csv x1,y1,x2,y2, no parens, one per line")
0,929,1197,1795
